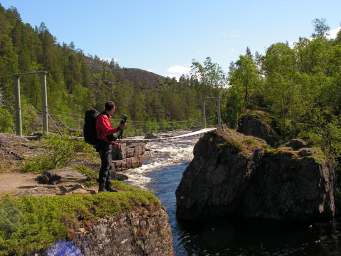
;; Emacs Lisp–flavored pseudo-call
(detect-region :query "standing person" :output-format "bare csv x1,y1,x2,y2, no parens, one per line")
96,101,124,192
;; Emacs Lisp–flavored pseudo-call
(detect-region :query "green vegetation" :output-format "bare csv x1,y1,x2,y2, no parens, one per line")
1,5,340,152
0,107,13,133
75,165,98,187
0,5,221,136
226,20,341,161
217,128,267,156
0,181,159,255
23,135,96,173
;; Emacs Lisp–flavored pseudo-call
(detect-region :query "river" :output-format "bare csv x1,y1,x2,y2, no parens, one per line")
124,131,341,256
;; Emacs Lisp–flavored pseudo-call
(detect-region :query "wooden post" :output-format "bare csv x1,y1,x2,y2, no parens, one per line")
14,76,22,136
41,72,48,134
203,101,207,128
217,94,222,128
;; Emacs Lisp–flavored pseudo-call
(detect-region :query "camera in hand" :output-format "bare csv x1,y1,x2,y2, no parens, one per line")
107,114,128,141
120,114,128,126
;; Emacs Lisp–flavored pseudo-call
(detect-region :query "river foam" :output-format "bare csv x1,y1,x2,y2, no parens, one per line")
124,130,202,187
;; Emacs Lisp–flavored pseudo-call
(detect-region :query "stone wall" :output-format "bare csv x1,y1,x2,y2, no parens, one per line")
112,142,149,172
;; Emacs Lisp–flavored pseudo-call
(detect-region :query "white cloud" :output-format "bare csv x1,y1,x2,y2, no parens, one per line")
165,65,191,80
327,26,341,39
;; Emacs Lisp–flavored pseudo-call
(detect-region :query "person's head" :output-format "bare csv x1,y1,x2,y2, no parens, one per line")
104,101,116,117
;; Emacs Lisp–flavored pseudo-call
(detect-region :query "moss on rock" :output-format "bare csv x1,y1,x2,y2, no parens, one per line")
0,181,159,255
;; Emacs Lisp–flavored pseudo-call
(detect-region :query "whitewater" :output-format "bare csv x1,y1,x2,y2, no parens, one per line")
123,128,215,187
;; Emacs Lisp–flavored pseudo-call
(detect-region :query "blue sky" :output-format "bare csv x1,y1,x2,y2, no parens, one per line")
1,0,341,78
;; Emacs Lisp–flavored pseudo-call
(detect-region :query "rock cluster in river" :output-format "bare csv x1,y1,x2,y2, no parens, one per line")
176,128,335,222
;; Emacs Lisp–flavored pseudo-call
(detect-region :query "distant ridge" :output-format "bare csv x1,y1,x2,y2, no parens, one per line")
117,68,164,88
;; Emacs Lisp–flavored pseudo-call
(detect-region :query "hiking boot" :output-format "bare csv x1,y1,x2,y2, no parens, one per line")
106,186,118,192
105,182,118,192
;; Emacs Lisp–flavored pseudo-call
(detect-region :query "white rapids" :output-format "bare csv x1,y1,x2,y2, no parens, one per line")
123,128,215,187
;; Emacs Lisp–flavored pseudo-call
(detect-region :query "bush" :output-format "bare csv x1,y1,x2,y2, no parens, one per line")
0,107,13,133
23,135,76,173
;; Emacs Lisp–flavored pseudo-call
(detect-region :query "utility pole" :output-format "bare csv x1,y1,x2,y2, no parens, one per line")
11,70,48,136
203,101,207,128
41,72,48,134
14,76,22,136
217,94,222,128
204,95,222,128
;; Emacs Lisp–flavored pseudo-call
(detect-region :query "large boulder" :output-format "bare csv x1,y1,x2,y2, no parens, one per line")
176,129,335,222
176,129,267,220
237,110,280,146
241,147,335,221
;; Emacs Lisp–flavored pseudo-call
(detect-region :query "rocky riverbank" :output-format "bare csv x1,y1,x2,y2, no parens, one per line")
176,128,335,222
0,133,174,255
0,181,174,255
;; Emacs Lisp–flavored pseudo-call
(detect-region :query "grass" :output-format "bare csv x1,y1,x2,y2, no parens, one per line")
216,128,267,156
23,134,97,173
264,146,327,165
75,165,98,187
0,180,159,255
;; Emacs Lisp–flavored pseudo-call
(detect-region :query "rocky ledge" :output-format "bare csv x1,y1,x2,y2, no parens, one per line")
0,181,174,256
237,110,280,146
176,128,335,222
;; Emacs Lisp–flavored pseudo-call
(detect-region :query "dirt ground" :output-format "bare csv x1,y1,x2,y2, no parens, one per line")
0,172,37,195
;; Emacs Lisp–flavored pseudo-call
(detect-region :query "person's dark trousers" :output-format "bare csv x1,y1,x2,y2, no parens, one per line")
96,140,114,191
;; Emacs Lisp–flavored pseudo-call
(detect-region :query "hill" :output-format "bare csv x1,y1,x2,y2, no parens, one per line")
0,4,207,135
117,68,164,89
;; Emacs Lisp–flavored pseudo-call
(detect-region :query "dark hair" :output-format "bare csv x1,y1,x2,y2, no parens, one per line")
105,101,116,111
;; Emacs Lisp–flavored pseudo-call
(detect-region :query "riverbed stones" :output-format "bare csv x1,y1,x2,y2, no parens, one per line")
176,128,335,222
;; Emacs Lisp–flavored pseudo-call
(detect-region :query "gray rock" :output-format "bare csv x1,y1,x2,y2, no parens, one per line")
286,138,308,150
36,170,61,185
298,147,313,157
36,167,88,185
110,172,128,181
176,129,335,222
72,205,174,256
237,111,280,146
111,142,146,171
144,133,158,139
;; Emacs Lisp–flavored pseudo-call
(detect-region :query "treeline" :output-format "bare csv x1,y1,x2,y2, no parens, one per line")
0,5,216,135
1,3,340,155
225,18,341,160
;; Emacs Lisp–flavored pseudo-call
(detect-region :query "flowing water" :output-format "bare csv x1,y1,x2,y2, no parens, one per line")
125,131,341,256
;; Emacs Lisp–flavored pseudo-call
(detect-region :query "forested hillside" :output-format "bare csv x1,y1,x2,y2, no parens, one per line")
1,3,341,161
0,5,217,135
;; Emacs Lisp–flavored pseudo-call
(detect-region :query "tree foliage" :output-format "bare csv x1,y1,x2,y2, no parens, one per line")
226,18,341,161
0,5,219,134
